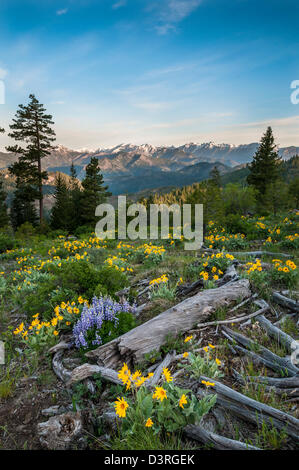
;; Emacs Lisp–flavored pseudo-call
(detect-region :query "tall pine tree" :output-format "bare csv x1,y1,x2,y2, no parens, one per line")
68,162,81,232
9,158,39,229
79,157,111,226
6,94,56,223
209,166,221,187
50,173,71,231
247,127,282,199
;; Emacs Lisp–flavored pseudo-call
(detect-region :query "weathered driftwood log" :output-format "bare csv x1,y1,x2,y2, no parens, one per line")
232,369,299,397
200,248,292,258
216,265,239,287
272,292,299,312
199,376,299,441
37,411,87,450
255,314,295,353
222,326,299,377
176,278,203,297
85,279,251,368
67,363,122,387
196,303,269,329
184,424,260,450
229,250,292,258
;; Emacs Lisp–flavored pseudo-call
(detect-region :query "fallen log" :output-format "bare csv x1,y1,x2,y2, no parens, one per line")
255,314,295,353
86,279,251,368
184,424,260,450
229,250,292,258
232,369,299,397
200,249,292,258
215,265,239,287
199,376,299,441
222,326,299,377
272,292,299,312
176,278,203,297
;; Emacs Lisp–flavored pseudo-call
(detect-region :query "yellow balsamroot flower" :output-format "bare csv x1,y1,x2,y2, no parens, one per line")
215,358,221,366
184,335,193,343
208,343,215,349
213,275,219,281
131,370,142,381
162,367,173,383
183,352,189,358
135,376,147,388
145,418,153,427
201,380,215,388
118,363,131,385
114,397,129,418
53,330,59,336
152,386,167,402
179,394,188,409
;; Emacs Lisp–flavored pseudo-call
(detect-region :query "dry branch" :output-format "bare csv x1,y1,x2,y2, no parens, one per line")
196,303,269,329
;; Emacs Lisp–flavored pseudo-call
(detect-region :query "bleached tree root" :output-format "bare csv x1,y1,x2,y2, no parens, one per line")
85,279,251,368
67,363,122,387
199,376,299,441
184,424,260,450
52,350,72,383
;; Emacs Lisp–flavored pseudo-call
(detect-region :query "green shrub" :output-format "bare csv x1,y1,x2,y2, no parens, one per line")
95,266,129,296
49,260,105,298
15,222,36,240
0,234,17,253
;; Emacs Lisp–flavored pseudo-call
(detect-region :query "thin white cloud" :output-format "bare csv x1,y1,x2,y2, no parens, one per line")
164,0,202,23
56,8,68,16
112,0,127,9
150,0,202,34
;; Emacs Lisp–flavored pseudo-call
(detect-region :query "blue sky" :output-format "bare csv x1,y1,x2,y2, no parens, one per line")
0,0,299,150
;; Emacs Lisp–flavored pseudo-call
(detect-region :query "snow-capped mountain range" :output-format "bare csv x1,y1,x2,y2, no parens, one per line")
0,142,298,194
